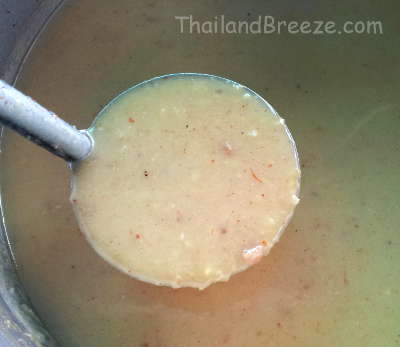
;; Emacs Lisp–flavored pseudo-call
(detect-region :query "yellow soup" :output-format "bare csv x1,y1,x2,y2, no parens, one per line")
70,75,300,289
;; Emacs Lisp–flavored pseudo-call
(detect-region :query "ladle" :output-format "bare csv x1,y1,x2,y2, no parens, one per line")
0,74,300,289
0,79,92,161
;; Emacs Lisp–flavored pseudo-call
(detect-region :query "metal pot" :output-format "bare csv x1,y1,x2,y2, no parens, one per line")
0,1,62,345
0,1,398,346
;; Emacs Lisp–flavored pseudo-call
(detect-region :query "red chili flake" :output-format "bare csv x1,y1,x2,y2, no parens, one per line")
176,210,183,222
261,193,265,197
211,159,215,163
267,163,273,168
71,199,77,203
260,240,268,246
128,117,135,123
220,228,228,234
135,234,141,239
250,168,263,183
222,334,231,344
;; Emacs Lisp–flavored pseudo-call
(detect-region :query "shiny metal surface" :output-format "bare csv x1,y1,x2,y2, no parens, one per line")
0,80,93,161
0,1,62,345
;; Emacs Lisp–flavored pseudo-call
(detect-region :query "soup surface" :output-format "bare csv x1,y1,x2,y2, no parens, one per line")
1,0,400,346
71,74,300,289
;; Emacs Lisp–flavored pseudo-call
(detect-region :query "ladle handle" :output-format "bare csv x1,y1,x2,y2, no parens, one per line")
0,80,92,161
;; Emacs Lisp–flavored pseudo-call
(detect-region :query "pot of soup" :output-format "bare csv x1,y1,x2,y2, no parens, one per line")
0,0,399,346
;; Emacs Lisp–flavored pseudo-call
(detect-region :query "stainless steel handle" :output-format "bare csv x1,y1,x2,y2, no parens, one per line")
0,80,92,161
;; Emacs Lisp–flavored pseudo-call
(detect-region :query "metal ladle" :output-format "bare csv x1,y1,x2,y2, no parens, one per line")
0,74,298,164
0,74,300,289
0,79,93,162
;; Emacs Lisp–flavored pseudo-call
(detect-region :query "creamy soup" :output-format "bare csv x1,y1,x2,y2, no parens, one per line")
71,75,300,289
1,0,400,346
